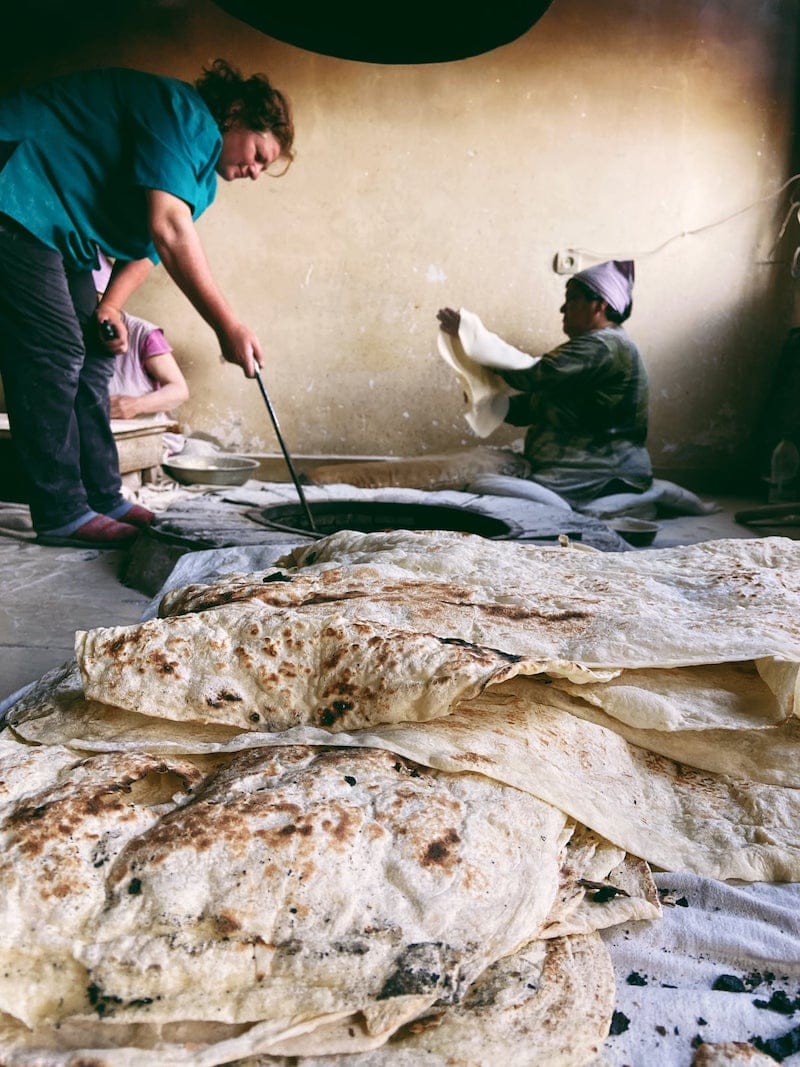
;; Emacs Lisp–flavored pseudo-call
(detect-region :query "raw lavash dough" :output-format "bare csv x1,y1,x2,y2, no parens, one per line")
436,308,537,437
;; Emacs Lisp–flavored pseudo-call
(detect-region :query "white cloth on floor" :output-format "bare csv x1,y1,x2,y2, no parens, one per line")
581,478,720,520
602,872,800,1066
437,308,538,437
465,472,573,511
466,472,719,521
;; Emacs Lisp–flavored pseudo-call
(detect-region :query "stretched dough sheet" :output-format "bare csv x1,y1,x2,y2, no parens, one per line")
436,308,536,437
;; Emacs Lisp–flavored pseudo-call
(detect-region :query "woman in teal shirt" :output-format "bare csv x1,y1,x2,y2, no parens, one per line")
0,59,293,547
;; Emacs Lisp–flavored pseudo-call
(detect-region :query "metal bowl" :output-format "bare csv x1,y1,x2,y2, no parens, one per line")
161,454,260,486
609,517,659,547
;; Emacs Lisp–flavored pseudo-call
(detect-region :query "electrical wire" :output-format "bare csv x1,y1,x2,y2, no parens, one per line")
562,170,800,266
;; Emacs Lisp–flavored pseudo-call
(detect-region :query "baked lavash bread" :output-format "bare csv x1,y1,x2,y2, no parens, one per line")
3,529,800,1064
236,934,615,1067
0,727,652,1065
11,530,800,880
74,532,799,733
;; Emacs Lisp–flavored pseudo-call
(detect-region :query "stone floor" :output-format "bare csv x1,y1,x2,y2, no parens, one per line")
1,483,797,706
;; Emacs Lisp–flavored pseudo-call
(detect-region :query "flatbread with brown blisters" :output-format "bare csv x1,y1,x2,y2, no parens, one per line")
244,933,615,1067
0,740,605,1062
76,531,800,736
0,933,615,1067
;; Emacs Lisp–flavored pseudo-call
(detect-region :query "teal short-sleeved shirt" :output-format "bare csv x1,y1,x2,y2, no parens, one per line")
0,67,221,270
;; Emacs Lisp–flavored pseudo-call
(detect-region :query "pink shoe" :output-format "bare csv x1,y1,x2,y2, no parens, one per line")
116,504,155,529
36,514,139,549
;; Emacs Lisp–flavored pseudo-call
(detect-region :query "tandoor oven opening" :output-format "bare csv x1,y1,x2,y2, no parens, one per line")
250,500,519,539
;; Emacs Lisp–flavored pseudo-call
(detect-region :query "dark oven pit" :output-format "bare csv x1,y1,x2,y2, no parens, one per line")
253,500,519,539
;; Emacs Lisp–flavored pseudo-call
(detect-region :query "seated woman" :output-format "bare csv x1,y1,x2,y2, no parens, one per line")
437,259,653,509
107,312,189,421
93,251,189,422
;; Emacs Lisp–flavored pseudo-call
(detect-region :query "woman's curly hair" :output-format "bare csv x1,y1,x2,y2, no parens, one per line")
195,58,294,163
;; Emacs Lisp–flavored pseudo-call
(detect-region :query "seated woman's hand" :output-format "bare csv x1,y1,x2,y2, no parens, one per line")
109,394,142,419
437,307,461,337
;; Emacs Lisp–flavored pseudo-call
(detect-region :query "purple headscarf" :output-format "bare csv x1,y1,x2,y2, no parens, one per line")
572,260,634,315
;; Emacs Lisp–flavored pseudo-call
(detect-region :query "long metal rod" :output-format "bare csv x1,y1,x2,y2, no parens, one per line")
253,368,318,532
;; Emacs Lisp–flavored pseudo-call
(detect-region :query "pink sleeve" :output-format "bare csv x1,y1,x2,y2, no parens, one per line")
140,328,172,361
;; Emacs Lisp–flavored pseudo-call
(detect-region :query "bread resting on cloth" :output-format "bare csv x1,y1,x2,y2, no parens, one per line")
238,934,616,1067
0,934,616,1067
5,528,800,1064
74,532,800,735
0,725,652,1065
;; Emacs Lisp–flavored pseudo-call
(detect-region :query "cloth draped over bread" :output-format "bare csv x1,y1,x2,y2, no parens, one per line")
1,530,799,1064
436,307,538,436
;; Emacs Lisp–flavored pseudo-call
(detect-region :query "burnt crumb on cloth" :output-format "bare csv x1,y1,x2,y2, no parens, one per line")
626,971,648,986
609,1010,630,1035
713,974,748,993
751,1022,800,1062
754,990,800,1015
578,878,630,903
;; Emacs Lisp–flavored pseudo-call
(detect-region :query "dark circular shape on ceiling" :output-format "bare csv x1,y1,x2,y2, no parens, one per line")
211,1,555,64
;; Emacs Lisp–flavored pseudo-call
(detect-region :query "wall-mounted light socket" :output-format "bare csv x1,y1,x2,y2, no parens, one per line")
554,250,582,274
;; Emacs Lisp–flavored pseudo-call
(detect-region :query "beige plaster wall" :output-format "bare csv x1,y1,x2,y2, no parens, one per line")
6,0,800,487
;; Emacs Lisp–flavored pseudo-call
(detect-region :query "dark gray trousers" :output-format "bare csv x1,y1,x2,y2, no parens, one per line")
0,216,123,531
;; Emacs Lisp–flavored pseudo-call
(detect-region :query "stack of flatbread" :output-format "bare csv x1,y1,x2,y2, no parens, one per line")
2,529,800,1066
